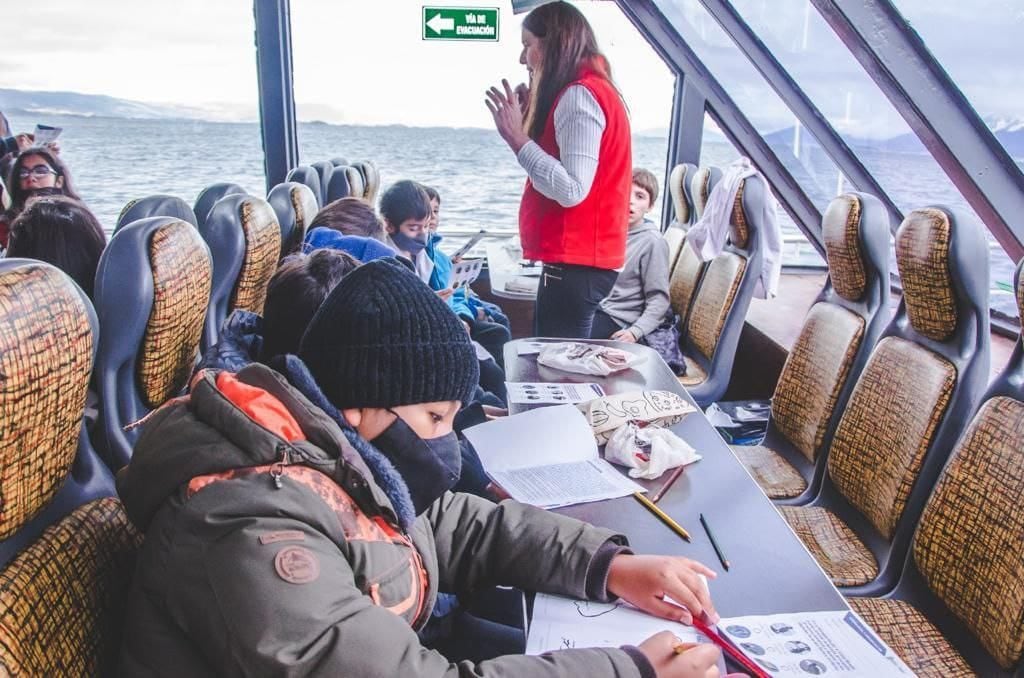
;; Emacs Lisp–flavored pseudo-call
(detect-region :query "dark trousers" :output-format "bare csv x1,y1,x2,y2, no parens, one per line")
470,318,511,370
589,309,625,340
534,263,618,339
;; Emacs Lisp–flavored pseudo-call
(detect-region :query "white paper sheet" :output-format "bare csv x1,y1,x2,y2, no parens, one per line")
462,405,645,508
506,381,605,404
719,611,914,677
450,258,484,286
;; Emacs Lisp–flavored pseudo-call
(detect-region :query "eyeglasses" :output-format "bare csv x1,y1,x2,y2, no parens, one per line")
17,165,58,180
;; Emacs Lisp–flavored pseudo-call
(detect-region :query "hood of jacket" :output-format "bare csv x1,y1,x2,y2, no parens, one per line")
117,357,417,533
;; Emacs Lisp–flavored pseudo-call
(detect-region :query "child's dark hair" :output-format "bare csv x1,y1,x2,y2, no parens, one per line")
7,195,106,299
423,185,440,204
262,249,359,359
310,197,385,241
632,168,659,204
379,180,430,230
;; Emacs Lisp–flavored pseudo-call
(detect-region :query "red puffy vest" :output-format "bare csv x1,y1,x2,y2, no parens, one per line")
518,68,631,269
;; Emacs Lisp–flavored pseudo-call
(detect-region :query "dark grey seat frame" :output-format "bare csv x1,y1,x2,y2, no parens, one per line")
267,181,317,257
193,182,247,229
115,194,197,233
286,165,323,208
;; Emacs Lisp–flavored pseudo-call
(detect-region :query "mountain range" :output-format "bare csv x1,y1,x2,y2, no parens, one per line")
2,87,1021,158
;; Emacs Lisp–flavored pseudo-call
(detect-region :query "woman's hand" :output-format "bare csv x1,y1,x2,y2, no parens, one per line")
485,79,530,154
638,633,721,678
611,329,638,344
607,554,719,625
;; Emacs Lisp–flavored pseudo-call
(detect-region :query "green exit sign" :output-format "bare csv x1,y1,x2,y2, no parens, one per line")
422,7,499,41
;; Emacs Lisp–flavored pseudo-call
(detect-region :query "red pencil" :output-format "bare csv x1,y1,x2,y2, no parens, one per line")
650,464,686,504
691,616,772,678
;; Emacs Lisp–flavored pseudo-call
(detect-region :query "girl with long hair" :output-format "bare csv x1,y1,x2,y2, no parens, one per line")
486,1,632,339
1,146,80,249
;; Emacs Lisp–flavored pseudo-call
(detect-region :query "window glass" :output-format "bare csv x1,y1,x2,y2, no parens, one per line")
700,113,824,267
292,1,674,243
728,0,1019,319
1,1,262,232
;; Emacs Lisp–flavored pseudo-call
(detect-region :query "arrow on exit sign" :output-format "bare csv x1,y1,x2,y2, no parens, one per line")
422,7,499,41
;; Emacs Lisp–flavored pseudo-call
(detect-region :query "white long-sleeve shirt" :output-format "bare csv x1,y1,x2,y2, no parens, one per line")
516,85,606,208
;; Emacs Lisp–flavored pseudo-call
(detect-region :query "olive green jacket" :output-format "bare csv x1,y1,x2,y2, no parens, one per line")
117,363,642,677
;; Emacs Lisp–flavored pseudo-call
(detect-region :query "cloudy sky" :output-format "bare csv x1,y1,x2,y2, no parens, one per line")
2,0,1020,136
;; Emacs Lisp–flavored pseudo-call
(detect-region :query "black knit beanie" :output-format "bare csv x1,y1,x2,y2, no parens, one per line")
298,257,480,409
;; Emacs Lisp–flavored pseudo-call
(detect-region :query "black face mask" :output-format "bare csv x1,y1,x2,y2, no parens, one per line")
371,411,461,515
390,230,428,256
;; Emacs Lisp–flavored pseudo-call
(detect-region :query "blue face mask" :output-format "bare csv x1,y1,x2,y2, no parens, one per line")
391,230,428,256
371,412,461,515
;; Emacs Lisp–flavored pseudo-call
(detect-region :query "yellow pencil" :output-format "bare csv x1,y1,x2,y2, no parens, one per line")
673,642,698,655
632,492,691,541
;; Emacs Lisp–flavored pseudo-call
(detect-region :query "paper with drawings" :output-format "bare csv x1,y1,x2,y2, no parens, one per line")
449,258,484,286
719,611,914,676
506,381,605,404
463,404,644,508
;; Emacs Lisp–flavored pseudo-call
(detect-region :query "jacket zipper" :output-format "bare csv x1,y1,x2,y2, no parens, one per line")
270,448,290,489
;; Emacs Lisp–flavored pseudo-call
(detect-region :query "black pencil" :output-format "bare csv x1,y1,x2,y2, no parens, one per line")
699,513,730,571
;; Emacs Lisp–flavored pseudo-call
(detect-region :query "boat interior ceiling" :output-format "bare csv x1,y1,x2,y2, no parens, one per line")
1,0,1023,675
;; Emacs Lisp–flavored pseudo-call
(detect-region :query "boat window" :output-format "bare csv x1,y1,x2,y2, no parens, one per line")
290,1,674,238
0,1,263,232
700,112,824,268
729,0,1019,321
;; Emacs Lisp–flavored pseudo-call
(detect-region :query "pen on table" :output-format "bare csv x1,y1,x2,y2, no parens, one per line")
699,513,730,571
632,491,691,541
650,464,686,504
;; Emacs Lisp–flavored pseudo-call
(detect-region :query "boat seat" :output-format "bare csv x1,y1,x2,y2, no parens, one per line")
665,162,697,278
733,193,891,503
193,182,247,229
286,165,323,208
353,160,380,203
115,194,197,232
843,258,1024,677
781,206,991,596
677,173,765,407
0,260,118,566
199,194,281,352
325,167,352,203
268,181,319,257
330,156,349,167
668,232,707,332
344,165,365,201
0,261,138,677
93,217,212,468
689,165,721,223
311,161,335,207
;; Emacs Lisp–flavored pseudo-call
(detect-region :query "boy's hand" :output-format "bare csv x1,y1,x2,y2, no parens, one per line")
637,634,721,678
436,287,455,301
607,554,719,625
611,329,638,344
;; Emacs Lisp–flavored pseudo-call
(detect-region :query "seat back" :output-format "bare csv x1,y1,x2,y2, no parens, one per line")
267,182,319,257
326,168,352,203
824,206,990,583
286,165,323,208
681,173,766,405
93,218,213,468
115,194,197,232
329,156,349,167
193,182,247,229
353,160,380,203
668,162,697,228
345,165,366,201
668,232,706,329
199,194,281,351
311,161,335,205
906,260,1024,672
770,193,891,472
689,166,721,222
0,263,136,678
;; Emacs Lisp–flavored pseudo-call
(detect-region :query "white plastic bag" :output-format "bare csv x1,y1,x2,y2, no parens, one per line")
537,342,643,376
604,423,701,479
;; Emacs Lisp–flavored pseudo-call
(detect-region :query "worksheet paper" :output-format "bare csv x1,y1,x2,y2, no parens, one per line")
719,611,914,677
527,594,726,673
462,404,644,508
450,258,484,286
506,381,605,404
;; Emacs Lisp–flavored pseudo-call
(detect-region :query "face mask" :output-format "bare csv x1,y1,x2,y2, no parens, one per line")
391,230,428,256
371,411,461,514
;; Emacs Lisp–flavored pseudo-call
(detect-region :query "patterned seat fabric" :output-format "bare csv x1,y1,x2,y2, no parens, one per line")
896,209,957,341
779,505,878,586
685,252,746,361
669,239,705,321
229,199,282,316
912,396,1024,669
731,444,807,498
678,355,707,387
137,221,213,408
0,265,93,539
827,337,955,540
345,166,365,201
668,163,692,225
848,597,974,677
822,195,867,302
0,497,141,677
354,161,380,203
689,167,715,221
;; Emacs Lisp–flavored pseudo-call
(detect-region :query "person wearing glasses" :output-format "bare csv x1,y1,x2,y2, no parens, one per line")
1,146,79,249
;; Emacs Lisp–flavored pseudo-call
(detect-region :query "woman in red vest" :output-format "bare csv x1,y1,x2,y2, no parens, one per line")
486,1,631,338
